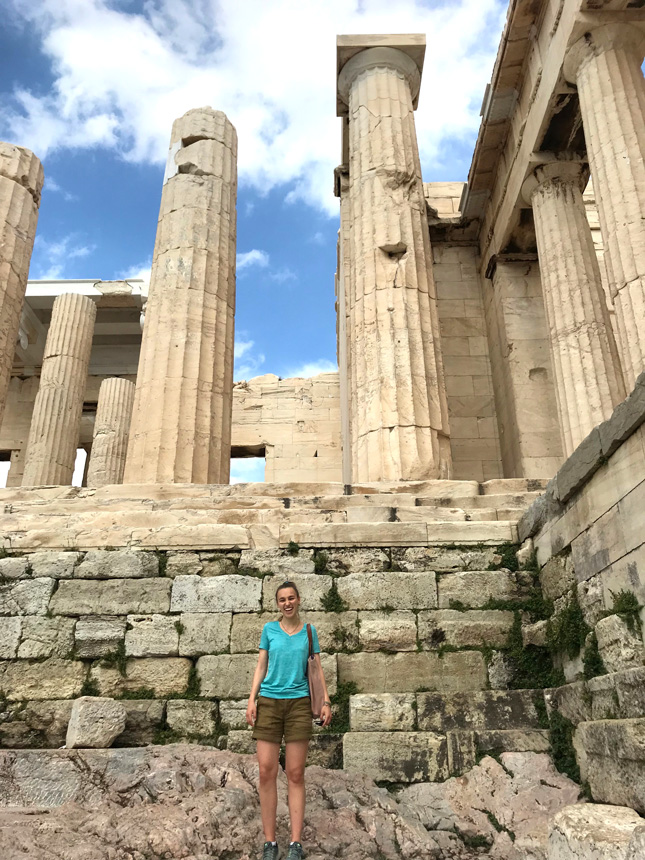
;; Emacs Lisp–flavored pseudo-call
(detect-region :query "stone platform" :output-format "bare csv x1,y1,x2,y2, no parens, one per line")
0,478,544,551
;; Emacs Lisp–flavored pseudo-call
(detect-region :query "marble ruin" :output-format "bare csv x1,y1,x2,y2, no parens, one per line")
0,1,644,856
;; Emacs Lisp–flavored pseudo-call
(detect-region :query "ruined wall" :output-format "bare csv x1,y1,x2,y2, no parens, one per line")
231,373,342,483
519,371,645,813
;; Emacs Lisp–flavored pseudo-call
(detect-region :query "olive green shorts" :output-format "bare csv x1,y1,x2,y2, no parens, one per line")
252,695,313,744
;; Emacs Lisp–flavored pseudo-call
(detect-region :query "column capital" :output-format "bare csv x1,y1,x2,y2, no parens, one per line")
521,159,588,205
564,22,645,83
336,36,425,115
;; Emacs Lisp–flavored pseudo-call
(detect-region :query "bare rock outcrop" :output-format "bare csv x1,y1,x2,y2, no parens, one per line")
0,746,587,859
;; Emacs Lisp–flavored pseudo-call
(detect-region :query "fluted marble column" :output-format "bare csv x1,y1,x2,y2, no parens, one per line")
124,107,237,484
0,142,43,426
22,293,96,485
86,377,135,488
564,24,645,387
523,161,625,455
338,47,451,482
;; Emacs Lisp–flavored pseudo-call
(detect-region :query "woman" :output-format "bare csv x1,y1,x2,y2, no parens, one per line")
246,580,332,860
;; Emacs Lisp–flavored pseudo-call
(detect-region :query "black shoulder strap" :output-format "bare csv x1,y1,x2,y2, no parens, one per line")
306,623,313,659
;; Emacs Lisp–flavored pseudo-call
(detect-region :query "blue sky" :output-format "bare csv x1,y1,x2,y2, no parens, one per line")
1,0,508,388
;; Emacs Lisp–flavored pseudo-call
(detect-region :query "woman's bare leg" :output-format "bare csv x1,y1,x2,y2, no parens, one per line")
257,740,281,841
284,739,309,843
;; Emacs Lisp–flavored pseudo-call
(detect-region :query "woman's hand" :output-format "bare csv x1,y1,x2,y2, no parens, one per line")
320,702,332,728
245,699,257,726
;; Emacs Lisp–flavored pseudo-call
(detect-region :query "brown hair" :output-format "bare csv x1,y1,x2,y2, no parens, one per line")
275,580,300,601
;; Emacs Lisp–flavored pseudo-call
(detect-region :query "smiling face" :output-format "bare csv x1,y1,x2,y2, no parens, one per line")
276,586,300,619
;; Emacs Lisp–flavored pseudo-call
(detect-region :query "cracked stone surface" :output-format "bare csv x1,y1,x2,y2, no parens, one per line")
0,745,589,860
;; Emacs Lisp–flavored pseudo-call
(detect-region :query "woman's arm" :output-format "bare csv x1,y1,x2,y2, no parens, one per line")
245,649,269,726
313,653,333,728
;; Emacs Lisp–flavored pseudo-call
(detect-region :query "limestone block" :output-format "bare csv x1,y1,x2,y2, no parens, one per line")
523,619,548,647
178,612,231,656
417,690,543,732
0,557,30,580
165,552,203,577
599,372,645,458
90,657,192,698
306,733,343,768
0,617,21,658
197,654,257,699
28,551,82,579
475,728,550,755
66,697,127,749
593,668,645,719
358,611,417,651
578,576,606,627
324,548,389,574
218,699,248,730
166,700,217,738
116,700,165,746
627,826,645,860
170,575,261,613
17,617,75,659
230,613,269,653
349,694,416,731
337,571,437,611
484,651,515,690
596,614,644,673
299,611,359,653
125,614,179,657
75,550,159,579
401,545,500,571
548,803,643,860
51,579,171,616
540,555,576,601
338,651,487,694
437,571,524,609
74,617,126,658
544,682,592,725
0,577,54,615
343,732,448,783
0,658,86,700
8,700,74,748
418,609,513,649
238,548,315,576
261,574,331,612
226,728,255,754
574,718,645,811
200,553,238,577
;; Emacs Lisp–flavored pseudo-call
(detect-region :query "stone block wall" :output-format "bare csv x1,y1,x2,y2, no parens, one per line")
0,540,551,777
519,371,645,813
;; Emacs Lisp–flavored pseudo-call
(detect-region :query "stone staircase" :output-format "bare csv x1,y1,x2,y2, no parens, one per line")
0,478,545,551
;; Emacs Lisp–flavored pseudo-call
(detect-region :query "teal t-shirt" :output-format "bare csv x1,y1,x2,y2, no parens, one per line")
259,621,320,699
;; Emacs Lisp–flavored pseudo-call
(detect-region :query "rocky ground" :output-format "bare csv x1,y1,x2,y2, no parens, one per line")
0,745,583,859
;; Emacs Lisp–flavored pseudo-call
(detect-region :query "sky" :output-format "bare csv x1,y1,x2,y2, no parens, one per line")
0,0,509,482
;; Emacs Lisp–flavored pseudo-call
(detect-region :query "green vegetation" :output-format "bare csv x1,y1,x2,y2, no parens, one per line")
380,604,395,615
506,611,560,690
582,632,607,680
100,641,128,676
321,579,348,613
547,589,589,659
313,550,329,574
286,541,300,556
118,687,156,700
167,665,202,700
533,691,550,729
154,550,168,577
456,829,491,850
549,709,580,783
174,619,185,636
321,681,359,734
80,677,100,697
608,589,642,635
488,543,519,572
331,625,358,653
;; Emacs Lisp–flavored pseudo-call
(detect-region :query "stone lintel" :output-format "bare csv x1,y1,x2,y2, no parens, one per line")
336,34,426,116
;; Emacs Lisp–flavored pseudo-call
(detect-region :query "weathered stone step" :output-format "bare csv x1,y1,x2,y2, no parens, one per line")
342,727,551,782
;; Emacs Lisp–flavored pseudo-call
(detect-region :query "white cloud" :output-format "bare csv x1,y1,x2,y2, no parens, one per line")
119,259,152,284
284,359,337,378
268,266,296,284
45,176,77,201
237,249,269,272
30,233,95,279
3,0,507,215
310,231,326,245
234,333,265,379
